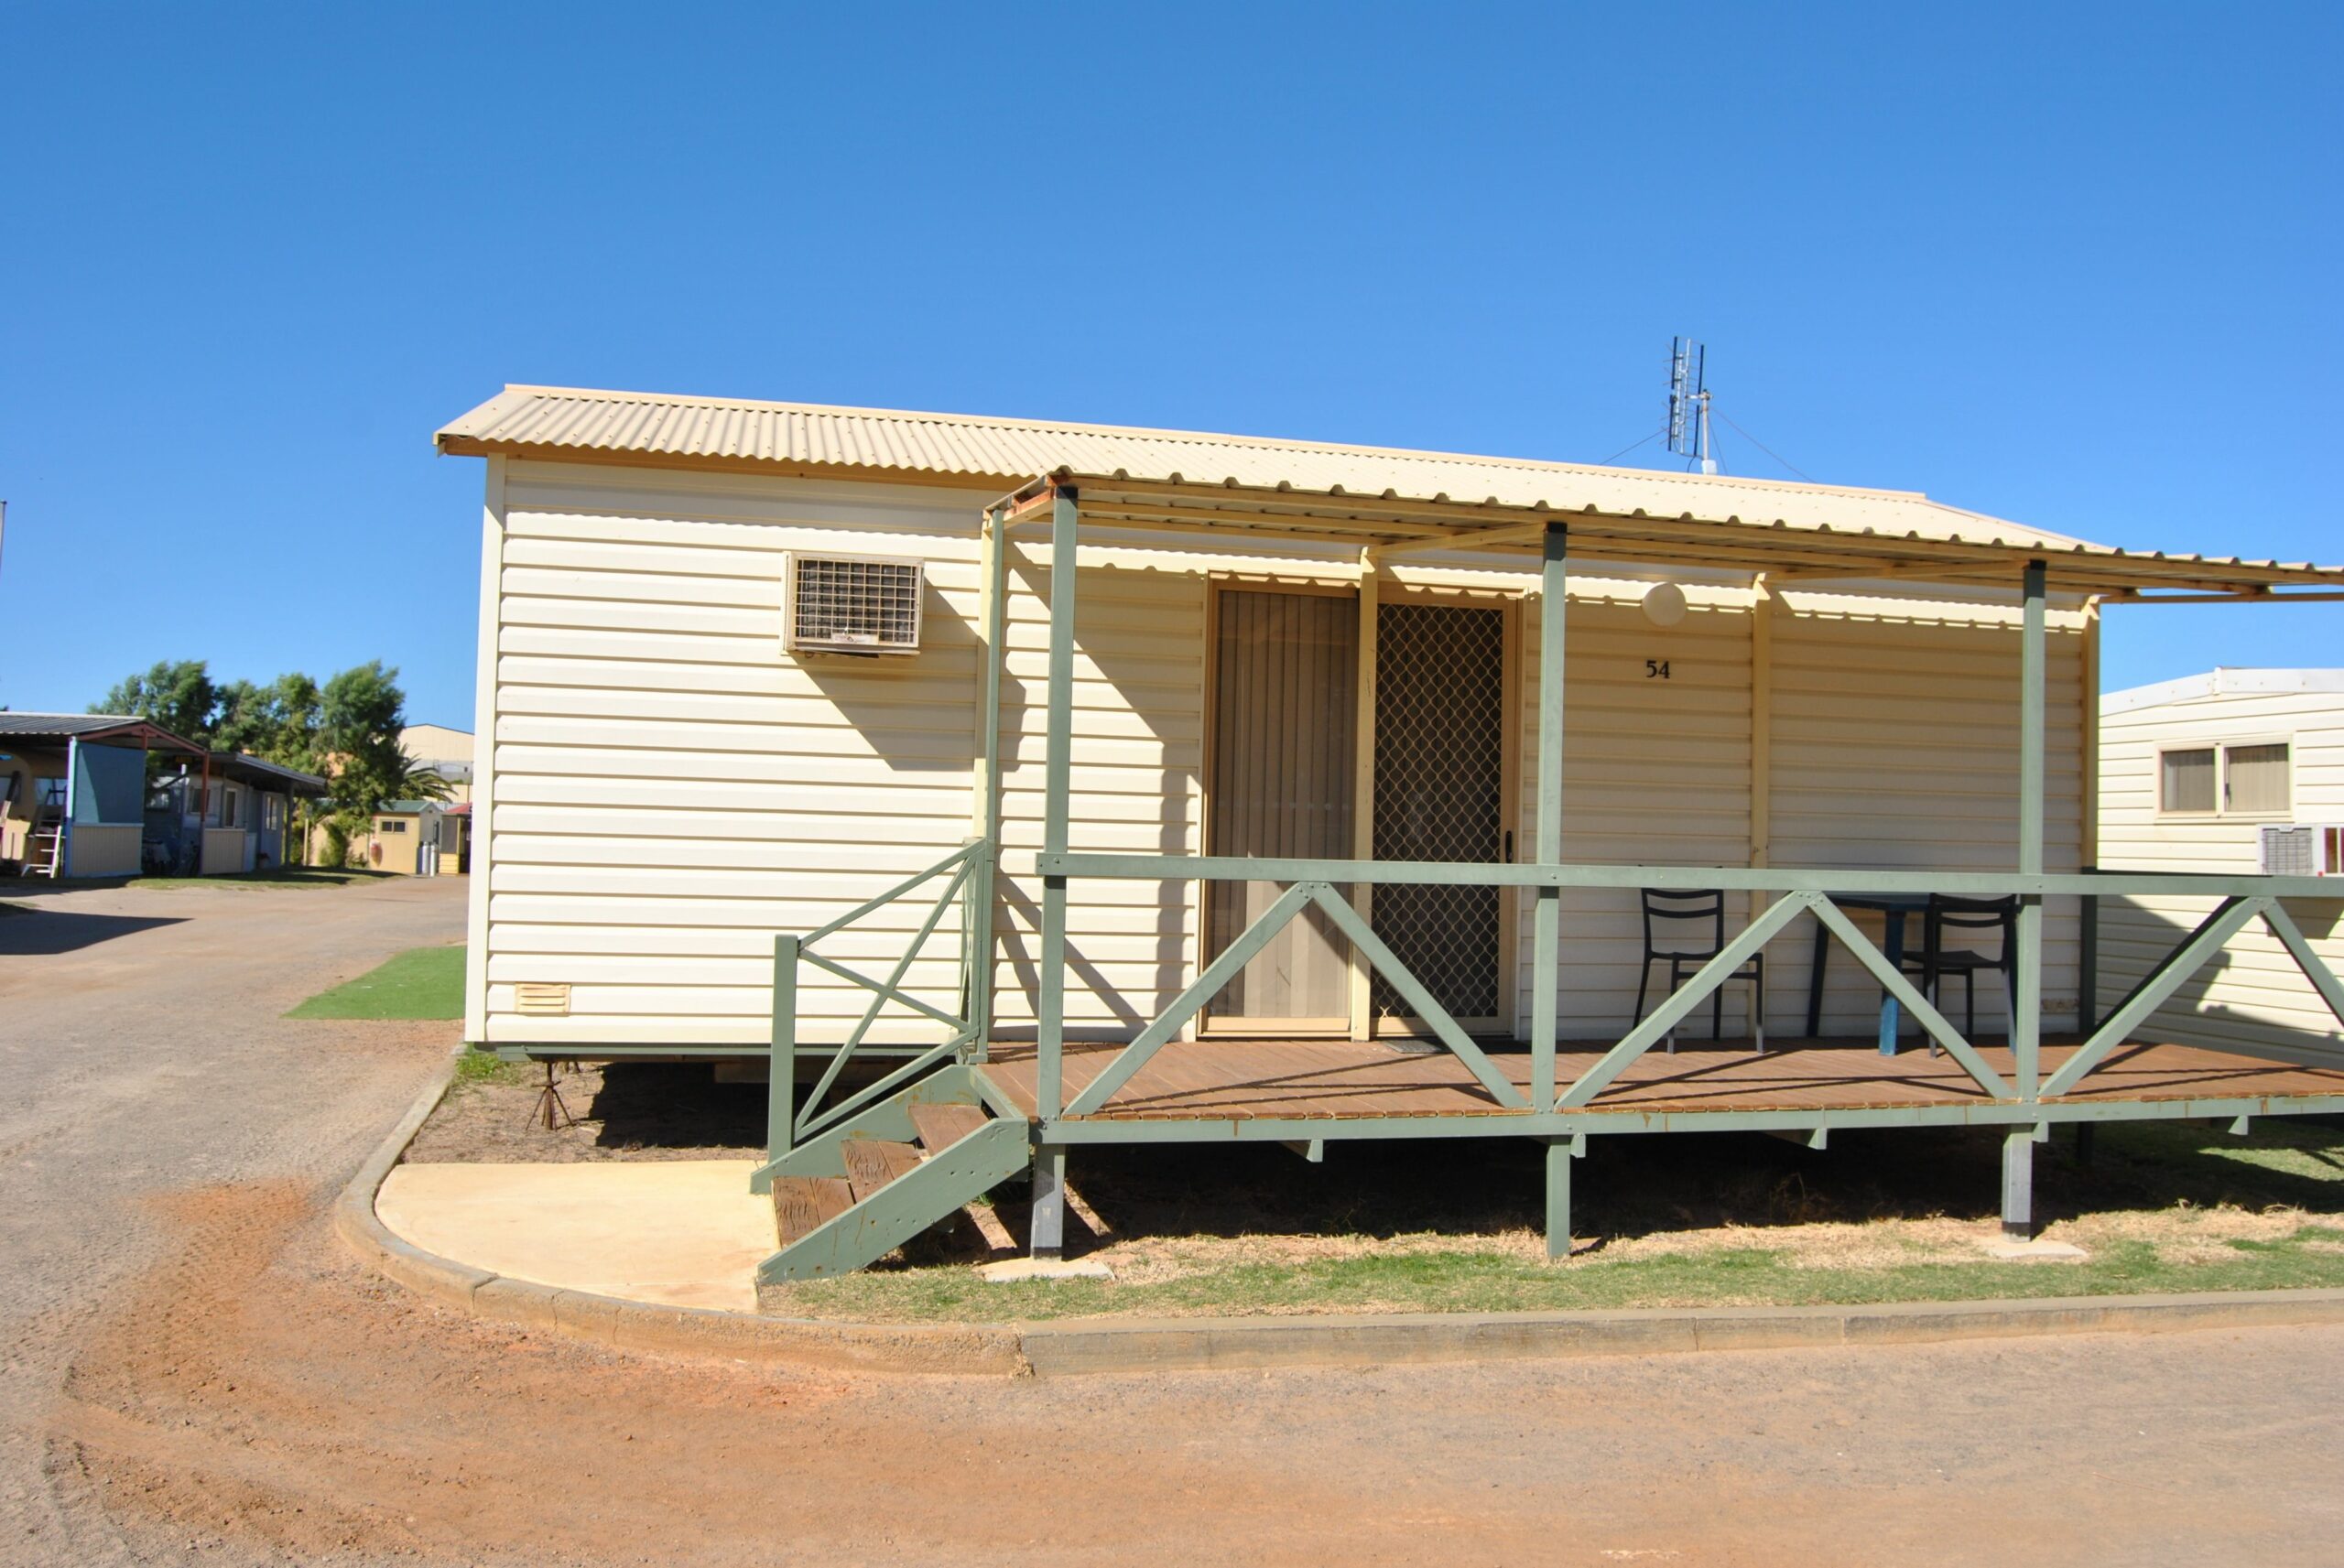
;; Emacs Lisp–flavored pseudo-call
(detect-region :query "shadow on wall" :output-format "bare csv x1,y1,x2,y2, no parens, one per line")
993,555,1197,1042
779,547,1197,1042
0,909,189,957
2096,894,2344,1058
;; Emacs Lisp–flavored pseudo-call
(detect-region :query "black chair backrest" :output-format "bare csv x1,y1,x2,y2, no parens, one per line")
1926,893,2017,954
1643,887,1726,956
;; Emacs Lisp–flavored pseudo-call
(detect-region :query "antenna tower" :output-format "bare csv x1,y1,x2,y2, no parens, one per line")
1666,337,1715,474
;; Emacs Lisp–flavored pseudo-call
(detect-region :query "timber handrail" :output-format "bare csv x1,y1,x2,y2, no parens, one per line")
765,838,993,1166
1037,852,2344,902
1031,851,2344,1115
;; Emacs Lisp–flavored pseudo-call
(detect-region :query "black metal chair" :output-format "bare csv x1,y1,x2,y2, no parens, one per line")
1905,894,2019,1050
1635,888,1765,1054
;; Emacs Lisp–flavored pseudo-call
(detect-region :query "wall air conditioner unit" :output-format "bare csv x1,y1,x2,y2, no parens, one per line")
782,552,924,656
2258,823,2344,876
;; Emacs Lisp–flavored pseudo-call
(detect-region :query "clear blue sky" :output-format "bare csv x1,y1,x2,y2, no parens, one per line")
3,3,2338,726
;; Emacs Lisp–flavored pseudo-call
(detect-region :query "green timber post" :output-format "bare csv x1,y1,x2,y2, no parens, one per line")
1036,489,1079,1125
766,933,799,1166
968,503,1011,1064
1545,1138,1572,1260
2014,559,2046,1104
1532,524,1567,1110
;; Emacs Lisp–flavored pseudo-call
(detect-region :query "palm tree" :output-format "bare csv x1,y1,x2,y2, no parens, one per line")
394,758,458,804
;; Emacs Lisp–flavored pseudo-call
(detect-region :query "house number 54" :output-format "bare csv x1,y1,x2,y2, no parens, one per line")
1645,659,1672,680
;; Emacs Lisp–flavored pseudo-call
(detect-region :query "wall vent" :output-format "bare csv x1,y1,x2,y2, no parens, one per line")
513,982,571,1017
782,553,924,656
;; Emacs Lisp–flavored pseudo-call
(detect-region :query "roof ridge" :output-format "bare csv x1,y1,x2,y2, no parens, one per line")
482,383,1937,505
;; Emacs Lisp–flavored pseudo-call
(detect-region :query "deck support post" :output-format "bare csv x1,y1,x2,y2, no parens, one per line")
2001,1127,2035,1240
766,934,799,1166
2014,560,2046,1100
967,504,1012,1063
1531,524,1568,1108
1029,1141,1067,1260
1544,1137,1574,1260
1349,550,1381,1040
1036,489,1080,1121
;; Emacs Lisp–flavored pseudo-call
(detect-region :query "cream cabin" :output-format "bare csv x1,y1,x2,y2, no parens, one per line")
437,385,2344,1283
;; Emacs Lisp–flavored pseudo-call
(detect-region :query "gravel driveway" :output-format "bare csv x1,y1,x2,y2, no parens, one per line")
3,874,2341,1565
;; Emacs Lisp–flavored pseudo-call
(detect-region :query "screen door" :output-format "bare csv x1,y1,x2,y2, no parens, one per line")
1370,600,1509,1031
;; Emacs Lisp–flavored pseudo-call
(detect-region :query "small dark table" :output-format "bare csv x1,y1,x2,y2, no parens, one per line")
1806,894,1931,1054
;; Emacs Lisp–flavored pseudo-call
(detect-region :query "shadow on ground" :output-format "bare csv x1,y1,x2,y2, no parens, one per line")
407,1060,2344,1247
0,908,187,955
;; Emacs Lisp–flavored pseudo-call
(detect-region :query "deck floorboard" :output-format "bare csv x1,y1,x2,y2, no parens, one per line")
977,1036,2344,1120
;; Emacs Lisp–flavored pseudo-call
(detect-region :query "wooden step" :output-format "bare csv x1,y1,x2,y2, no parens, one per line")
771,1175,855,1247
840,1139,925,1203
908,1102,991,1154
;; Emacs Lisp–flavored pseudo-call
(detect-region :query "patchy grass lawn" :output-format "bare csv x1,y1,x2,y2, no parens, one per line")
765,1115,2344,1323
288,944,465,1020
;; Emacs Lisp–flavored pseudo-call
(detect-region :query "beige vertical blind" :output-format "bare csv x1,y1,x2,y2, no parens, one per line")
2161,748,2216,813
1207,589,1358,1022
2225,742,2291,815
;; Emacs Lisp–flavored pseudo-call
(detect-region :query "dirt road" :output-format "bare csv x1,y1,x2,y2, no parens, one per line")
4,878,2341,1565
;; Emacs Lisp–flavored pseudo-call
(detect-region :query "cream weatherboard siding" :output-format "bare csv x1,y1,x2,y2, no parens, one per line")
483,461,995,1047
1511,590,2089,1040
469,455,2096,1054
2097,681,2344,1054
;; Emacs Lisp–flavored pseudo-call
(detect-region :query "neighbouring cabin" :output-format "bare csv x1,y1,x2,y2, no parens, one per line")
2099,668,2344,1057
0,714,205,878
436,385,2344,1284
146,752,330,875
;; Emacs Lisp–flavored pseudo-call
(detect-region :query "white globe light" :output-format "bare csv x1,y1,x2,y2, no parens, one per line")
1642,581,1687,629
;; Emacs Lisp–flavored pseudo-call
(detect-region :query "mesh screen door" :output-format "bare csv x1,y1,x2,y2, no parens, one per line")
1204,589,1359,1028
1372,601,1508,1027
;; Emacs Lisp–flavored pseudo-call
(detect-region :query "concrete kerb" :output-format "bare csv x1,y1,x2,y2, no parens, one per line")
337,1050,2344,1379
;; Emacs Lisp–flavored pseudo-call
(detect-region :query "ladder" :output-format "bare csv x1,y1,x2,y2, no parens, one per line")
18,784,65,878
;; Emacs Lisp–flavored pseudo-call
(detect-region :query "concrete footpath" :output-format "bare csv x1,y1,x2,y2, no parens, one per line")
344,1048,2344,1378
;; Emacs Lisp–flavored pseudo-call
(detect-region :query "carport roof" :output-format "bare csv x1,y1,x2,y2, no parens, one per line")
0,713,204,752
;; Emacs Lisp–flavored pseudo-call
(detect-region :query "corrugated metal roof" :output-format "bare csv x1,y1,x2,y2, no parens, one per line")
0,713,204,750
436,384,2088,549
436,384,2344,596
207,752,329,794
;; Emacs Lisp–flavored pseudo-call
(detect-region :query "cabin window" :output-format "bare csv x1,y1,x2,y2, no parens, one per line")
2224,742,2291,816
380,819,408,834
222,788,238,828
2158,741,2290,817
2160,749,2215,813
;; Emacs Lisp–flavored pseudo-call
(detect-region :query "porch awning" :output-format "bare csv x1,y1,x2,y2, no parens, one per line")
1036,471,2344,601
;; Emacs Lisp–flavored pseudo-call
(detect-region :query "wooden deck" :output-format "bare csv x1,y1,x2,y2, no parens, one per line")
977,1036,2344,1121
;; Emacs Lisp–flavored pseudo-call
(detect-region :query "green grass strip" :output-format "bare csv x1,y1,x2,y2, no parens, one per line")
288,944,466,1020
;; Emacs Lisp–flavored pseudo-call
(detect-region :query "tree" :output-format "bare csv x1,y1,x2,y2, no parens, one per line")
213,673,325,772
97,660,219,742
320,660,412,816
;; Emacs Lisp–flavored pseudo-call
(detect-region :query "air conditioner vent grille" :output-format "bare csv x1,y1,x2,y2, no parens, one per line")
785,553,923,654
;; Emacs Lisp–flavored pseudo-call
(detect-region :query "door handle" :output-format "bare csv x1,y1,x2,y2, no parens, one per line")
1503,829,1514,864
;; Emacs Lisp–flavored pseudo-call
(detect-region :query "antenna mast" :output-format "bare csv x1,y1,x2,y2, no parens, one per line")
1666,337,1715,474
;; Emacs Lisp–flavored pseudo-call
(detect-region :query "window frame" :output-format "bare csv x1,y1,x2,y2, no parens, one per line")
2154,738,2293,821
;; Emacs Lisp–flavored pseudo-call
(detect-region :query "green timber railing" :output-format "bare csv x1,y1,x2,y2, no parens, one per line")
765,838,993,1166
1027,853,2344,1118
